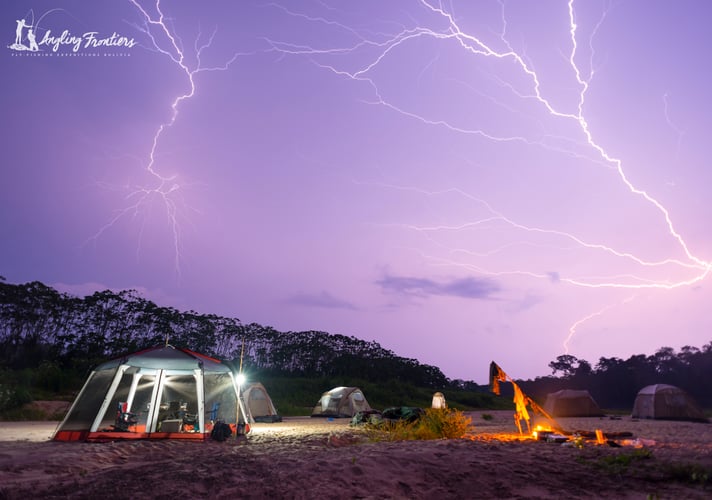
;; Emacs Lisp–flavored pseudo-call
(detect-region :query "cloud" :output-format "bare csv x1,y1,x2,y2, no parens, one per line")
285,290,358,310
376,274,500,300
547,271,560,284
505,291,543,313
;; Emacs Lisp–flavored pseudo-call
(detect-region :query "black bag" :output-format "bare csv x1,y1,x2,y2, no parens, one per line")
210,421,233,441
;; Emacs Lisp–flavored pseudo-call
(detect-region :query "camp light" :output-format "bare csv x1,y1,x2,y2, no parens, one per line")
236,373,246,386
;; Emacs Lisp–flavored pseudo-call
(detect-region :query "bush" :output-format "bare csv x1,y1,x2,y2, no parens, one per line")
0,383,32,412
368,407,473,441
663,462,712,486
595,448,653,474
0,406,48,421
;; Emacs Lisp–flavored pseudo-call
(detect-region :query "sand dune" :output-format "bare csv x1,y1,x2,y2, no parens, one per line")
1,411,711,499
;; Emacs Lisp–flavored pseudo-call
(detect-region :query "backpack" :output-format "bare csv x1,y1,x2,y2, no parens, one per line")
211,421,233,442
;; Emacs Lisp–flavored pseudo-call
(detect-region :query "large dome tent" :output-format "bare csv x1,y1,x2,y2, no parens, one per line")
631,384,707,422
543,389,604,417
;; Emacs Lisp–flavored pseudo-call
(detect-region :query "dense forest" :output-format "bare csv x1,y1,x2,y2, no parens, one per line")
519,347,712,409
1,278,711,413
0,279,449,391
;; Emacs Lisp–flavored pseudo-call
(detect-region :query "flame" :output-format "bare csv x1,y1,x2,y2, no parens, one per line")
532,424,554,440
490,361,562,435
595,429,606,445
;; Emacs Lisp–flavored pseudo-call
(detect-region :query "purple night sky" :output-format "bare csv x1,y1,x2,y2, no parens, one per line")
2,1,711,383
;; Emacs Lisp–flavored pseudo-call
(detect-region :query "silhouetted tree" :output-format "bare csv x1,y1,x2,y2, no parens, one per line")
3,279,712,404
548,354,581,378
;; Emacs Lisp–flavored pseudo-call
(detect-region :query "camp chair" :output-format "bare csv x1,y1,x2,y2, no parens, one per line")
175,401,199,432
208,402,220,423
181,412,198,432
114,402,138,432
168,400,182,419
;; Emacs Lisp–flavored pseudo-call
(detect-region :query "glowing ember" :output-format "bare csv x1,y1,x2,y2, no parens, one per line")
595,429,606,445
532,424,554,440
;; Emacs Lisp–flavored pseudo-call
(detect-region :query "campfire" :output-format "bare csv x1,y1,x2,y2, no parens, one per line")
487,361,646,448
489,361,563,437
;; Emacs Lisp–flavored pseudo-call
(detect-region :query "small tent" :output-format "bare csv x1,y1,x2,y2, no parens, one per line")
543,389,603,417
311,386,372,418
631,384,707,422
431,392,447,409
53,345,247,441
242,382,281,422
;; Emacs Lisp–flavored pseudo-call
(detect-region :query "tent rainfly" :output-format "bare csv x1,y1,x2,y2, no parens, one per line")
631,384,707,422
543,389,604,417
53,345,248,441
242,382,282,423
311,386,372,418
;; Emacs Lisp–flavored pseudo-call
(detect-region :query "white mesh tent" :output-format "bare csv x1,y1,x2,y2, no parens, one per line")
242,382,281,422
311,386,372,418
53,345,247,441
543,389,604,417
631,384,707,422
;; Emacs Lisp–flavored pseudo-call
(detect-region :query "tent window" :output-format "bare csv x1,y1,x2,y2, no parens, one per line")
59,370,115,431
204,373,238,425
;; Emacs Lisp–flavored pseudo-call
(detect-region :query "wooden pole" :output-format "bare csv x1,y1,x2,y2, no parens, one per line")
235,336,246,439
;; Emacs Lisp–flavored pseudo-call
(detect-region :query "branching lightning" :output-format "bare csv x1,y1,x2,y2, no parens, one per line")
564,295,636,354
266,0,711,353
88,0,243,274
663,92,686,164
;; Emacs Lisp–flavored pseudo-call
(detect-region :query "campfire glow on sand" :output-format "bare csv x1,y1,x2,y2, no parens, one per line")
487,361,617,446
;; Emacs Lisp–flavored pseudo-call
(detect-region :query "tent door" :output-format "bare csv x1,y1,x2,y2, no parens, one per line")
145,369,166,433
90,364,129,432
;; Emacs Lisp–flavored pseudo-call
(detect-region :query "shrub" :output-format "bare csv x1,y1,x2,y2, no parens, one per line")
368,407,472,441
0,384,32,412
664,463,712,485
596,448,653,474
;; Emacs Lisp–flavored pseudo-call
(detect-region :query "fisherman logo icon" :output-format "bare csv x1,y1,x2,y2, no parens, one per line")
9,18,38,51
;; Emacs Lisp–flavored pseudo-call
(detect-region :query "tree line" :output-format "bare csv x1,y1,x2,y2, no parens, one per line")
517,348,712,409
1,278,711,410
0,279,449,389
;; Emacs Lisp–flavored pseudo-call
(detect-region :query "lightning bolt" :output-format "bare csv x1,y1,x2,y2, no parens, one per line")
563,295,636,354
88,0,243,274
662,92,686,166
354,181,700,285
266,1,711,351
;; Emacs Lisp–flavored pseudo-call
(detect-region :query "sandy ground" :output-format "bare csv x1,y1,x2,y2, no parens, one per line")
1,410,711,499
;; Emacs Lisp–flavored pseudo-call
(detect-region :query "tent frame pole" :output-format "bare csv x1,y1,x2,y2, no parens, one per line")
90,364,128,432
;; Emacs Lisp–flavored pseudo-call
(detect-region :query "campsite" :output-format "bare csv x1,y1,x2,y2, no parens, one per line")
2,359,712,498
1,358,712,499
4,0,712,497
2,284,712,497
2,409,712,499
